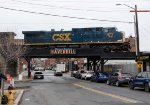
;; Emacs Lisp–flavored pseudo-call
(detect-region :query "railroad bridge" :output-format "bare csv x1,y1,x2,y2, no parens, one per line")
22,28,137,78
23,44,136,78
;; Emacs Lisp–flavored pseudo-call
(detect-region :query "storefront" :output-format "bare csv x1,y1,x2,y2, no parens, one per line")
141,52,150,72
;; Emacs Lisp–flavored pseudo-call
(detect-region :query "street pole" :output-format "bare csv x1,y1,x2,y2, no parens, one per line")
135,5,140,60
116,4,141,72
134,5,142,72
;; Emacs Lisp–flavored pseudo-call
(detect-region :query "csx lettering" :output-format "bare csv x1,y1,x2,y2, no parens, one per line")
52,33,71,41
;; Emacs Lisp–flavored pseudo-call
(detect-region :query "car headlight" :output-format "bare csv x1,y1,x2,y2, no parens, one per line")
149,82,150,86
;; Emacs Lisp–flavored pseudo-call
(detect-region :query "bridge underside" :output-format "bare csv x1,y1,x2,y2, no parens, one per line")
24,48,136,60
23,47,136,78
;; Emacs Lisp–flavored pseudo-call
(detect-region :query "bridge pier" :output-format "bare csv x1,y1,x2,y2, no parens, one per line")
26,57,31,79
100,59,104,72
87,58,90,71
88,58,107,73
93,58,96,72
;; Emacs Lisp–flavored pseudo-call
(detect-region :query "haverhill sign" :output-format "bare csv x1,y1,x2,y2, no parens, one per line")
50,48,76,54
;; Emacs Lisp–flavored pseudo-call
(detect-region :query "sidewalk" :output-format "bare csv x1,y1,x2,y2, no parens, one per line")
13,76,33,82
0,89,25,105
0,76,31,105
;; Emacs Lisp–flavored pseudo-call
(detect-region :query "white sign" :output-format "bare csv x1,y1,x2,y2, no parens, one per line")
18,74,23,81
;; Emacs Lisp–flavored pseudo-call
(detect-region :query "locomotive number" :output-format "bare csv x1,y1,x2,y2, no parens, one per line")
52,33,71,41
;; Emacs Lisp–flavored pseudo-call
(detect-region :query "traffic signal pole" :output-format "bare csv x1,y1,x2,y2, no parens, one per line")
131,6,150,71
134,5,142,72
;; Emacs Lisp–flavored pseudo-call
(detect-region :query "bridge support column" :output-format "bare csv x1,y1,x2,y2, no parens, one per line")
26,58,31,79
87,58,90,71
143,61,146,72
100,59,104,72
93,58,97,72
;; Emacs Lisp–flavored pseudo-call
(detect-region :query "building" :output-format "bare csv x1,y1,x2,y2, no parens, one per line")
14,39,24,45
125,36,136,52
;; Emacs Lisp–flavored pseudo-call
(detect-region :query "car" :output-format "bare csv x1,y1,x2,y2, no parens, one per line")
90,72,109,82
74,71,84,79
81,71,94,80
129,72,150,92
34,71,44,79
54,70,63,76
107,72,132,87
34,69,39,71
71,71,78,77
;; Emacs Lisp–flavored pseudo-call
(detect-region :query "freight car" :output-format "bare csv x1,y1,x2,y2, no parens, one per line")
23,27,130,52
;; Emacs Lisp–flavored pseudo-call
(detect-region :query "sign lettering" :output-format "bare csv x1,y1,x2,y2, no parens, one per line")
52,33,71,41
50,48,76,54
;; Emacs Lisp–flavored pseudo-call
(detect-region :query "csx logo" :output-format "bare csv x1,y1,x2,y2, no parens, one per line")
52,33,71,41
107,33,114,38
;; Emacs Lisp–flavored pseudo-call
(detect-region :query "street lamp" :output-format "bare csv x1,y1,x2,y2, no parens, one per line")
116,4,140,62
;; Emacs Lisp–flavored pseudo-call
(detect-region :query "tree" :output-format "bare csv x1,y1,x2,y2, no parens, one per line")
0,32,26,95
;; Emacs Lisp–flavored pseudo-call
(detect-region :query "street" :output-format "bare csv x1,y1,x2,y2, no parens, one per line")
20,71,150,105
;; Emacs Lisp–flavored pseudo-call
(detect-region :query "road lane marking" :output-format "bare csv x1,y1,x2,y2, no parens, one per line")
73,83,139,103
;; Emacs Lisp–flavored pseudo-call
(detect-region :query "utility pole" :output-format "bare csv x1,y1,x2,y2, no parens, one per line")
130,7,150,72
134,5,140,61
116,4,141,72
133,5,142,72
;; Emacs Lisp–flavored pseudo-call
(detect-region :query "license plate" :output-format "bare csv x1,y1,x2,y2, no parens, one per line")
37,76,41,78
126,78,130,79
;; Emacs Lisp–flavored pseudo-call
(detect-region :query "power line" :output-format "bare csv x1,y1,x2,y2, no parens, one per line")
6,0,129,13
139,24,150,38
0,6,134,23
32,0,133,3
0,4,127,12
5,0,149,13
0,22,127,24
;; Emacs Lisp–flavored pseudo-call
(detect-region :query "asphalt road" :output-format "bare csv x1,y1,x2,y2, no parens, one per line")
20,71,150,105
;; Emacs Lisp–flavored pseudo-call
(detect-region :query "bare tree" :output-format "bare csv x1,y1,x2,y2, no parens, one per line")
0,32,26,95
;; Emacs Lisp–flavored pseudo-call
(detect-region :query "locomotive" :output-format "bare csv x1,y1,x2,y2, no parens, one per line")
23,27,130,52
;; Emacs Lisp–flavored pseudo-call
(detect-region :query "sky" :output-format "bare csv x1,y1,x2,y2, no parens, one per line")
0,0,150,51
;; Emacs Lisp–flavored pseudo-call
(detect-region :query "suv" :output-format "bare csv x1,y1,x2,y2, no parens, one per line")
129,72,150,92
81,71,94,80
34,71,44,79
54,70,63,76
107,72,132,87
91,72,109,82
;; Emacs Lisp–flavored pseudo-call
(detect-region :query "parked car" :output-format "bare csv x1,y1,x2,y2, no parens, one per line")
34,71,44,79
91,72,109,82
34,69,39,71
129,72,150,92
74,71,84,79
54,70,63,76
107,72,132,87
71,71,78,77
81,71,94,80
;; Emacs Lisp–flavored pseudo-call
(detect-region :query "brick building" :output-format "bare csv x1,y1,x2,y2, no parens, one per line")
125,36,136,52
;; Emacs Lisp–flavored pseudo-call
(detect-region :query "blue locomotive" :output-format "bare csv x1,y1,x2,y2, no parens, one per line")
23,27,130,52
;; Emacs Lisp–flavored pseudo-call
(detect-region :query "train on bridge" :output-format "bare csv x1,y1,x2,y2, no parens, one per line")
23,27,131,52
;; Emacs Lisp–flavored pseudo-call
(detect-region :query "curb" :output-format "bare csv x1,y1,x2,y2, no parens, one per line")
13,90,24,105
14,79,33,82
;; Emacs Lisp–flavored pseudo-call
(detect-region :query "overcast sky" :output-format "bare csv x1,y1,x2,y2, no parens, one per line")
0,0,149,51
